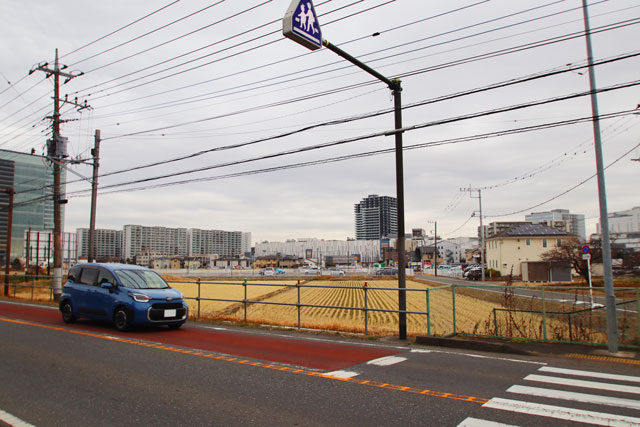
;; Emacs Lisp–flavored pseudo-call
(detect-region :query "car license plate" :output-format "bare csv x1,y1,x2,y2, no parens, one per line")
164,309,177,318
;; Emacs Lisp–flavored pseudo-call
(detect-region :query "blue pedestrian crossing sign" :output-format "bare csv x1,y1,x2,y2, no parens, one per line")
283,0,323,51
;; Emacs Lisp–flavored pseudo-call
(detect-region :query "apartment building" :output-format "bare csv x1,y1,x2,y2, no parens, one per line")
123,225,188,261
76,228,122,260
526,209,586,241
354,194,397,240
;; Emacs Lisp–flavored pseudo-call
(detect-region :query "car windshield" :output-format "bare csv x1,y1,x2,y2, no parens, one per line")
114,269,170,289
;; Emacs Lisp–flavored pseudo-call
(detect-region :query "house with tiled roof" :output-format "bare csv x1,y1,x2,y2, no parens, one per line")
485,224,578,277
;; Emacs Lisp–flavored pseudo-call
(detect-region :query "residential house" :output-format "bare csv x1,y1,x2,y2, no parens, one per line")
486,224,577,277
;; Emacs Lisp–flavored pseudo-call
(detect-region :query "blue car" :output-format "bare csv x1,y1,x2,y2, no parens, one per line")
59,263,188,331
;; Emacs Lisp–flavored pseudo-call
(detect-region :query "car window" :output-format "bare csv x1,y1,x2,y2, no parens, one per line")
68,265,82,282
114,269,169,289
97,269,116,286
79,268,99,286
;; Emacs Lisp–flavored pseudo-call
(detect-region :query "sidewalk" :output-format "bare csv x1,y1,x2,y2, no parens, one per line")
413,334,639,362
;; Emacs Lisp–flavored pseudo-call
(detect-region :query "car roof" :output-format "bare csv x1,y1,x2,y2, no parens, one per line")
73,263,151,273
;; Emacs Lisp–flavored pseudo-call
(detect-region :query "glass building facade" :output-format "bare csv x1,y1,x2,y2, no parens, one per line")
0,149,63,262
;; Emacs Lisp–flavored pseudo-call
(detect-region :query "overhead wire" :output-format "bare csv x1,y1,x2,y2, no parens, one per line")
66,0,227,67
85,10,640,130
59,0,183,60
64,109,638,198
76,0,578,107
485,141,640,218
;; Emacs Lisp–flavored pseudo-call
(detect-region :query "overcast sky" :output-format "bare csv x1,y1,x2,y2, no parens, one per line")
1,0,639,245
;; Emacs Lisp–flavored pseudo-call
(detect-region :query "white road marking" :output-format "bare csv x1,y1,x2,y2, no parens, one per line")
0,409,36,427
508,385,640,410
539,366,640,383
484,398,640,426
367,356,407,366
525,374,640,394
324,370,359,378
457,417,519,426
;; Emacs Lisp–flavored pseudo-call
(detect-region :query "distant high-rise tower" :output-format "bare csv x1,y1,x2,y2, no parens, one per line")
354,195,397,240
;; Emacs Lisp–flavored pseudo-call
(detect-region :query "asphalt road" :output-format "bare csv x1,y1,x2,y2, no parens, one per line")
1,301,639,426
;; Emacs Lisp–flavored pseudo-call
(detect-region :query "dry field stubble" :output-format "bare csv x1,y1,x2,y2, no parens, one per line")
167,277,561,336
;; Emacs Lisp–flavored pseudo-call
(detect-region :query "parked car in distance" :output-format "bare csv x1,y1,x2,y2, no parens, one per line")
376,267,398,276
275,268,286,275
465,267,483,281
260,267,276,276
327,267,345,276
303,266,320,274
59,263,188,331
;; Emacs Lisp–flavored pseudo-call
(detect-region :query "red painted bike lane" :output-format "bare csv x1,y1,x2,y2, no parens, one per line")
0,301,401,371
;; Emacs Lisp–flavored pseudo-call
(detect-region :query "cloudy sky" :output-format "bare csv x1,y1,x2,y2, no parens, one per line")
1,0,639,244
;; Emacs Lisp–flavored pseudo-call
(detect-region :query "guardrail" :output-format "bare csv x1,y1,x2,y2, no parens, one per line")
2,274,638,348
0,274,55,301
168,279,639,348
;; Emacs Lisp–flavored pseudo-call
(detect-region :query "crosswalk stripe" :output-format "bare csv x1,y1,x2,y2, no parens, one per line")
525,374,640,395
539,366,640,383
484,398,640,426
367,356,407,366
507,385,640,410
324,370,359,378
457,417,519,426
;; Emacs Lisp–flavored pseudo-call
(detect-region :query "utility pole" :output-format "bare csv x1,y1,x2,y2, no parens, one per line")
32,49,85,301
429,220,438,276
582,1,618,353
462,187,485,281
2,188,14,296
88,130,101,263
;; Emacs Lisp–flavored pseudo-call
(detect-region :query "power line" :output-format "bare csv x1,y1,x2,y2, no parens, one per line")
485,141,640,218
59,0,183,60
61,108,638,198
66,1,227,67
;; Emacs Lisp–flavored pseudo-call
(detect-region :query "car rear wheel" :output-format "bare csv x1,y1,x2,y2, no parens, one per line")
61,301,76,323
114,306,132,331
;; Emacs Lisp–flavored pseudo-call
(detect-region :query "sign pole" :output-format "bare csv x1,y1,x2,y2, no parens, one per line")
283,0,407,339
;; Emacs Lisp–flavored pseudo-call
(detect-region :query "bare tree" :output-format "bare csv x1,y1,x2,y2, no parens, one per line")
540,239,601,284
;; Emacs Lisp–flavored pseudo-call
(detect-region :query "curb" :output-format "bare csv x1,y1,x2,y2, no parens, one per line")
414,336,533,356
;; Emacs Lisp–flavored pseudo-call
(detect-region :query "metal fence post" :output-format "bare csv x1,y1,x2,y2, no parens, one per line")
297,280,301,330
243,279,248,323
197,278,201,319
452,285,457,335
568,312,573,343
426,288,431,336
493,308,498,337
541,287,547,341
636,288,639,345
364,282,368,336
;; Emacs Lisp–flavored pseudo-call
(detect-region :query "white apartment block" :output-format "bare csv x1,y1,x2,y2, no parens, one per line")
254,238,383,264
76,228,122,260
597,206,640,251
123,225,188,261
188,229,251,257
602,206,640,234
525,209,586,241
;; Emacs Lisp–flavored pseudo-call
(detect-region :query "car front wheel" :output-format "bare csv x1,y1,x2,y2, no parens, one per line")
61,301,76,323
114,306,132,331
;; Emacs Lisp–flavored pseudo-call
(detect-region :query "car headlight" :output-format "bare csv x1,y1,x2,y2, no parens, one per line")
128,292,151,303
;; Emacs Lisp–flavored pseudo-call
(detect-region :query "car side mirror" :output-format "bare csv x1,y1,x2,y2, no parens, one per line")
100,281,115,292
